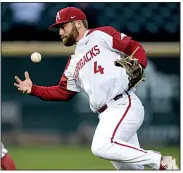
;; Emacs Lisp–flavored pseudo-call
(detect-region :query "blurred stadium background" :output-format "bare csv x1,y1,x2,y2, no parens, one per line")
1,2,180,170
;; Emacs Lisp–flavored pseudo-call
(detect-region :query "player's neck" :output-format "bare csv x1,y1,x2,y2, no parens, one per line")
76,28,88,42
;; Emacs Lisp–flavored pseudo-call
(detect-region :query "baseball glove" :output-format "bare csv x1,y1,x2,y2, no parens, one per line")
114,46,145,90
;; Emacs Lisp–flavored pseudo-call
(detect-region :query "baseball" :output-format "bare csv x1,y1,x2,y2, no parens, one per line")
31,52,42,63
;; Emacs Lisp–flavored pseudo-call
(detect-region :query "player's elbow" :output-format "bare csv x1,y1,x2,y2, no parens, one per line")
64,95,74,101
131,40,148,68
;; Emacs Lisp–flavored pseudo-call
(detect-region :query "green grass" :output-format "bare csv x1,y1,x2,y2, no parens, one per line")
7,145,180,170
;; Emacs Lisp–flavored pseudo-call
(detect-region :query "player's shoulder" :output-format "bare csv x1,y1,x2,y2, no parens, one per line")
87,26,117,37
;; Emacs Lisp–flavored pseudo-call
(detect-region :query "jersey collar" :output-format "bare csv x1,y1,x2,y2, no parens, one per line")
83,30,89,37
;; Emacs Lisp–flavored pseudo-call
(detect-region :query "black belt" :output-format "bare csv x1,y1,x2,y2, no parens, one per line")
97,94,123,113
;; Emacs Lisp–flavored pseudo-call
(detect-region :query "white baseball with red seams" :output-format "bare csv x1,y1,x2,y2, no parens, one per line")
63,26,162,169
31,52,42,63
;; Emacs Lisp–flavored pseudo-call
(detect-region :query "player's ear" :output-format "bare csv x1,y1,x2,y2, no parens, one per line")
75,21,82,29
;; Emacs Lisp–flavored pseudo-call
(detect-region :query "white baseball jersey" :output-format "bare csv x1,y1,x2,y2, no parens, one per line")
1,142,8,158
64,26,132,112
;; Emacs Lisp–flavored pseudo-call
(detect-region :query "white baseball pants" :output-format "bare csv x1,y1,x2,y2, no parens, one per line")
91,92,161,170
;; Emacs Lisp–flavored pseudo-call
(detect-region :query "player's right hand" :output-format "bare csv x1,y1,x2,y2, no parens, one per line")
14,71,33,94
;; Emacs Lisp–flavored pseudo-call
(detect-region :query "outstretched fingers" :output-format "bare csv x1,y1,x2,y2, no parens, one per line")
22,90,28,94
14,83,20,88
14,76,22,84
14,83,27,94
24,71,30,79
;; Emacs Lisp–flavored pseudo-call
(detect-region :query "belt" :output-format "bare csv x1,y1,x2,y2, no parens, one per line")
97,94,123,113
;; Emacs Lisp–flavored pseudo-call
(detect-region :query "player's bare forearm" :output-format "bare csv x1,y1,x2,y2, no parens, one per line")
123,40,147,68
30,85,76,101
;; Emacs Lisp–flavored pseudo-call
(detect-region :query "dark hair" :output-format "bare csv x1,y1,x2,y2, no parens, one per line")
82,20,88,29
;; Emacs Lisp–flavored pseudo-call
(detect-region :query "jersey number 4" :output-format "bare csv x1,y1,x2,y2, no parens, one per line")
94,61,104,74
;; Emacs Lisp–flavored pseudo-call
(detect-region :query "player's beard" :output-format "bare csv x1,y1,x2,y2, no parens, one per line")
62,24,79,47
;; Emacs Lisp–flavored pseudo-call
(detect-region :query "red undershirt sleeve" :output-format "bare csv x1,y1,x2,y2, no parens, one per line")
30,57,78,101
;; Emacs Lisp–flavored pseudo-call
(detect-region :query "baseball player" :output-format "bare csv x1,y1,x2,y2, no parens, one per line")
14,7,178,170
1,142,16,170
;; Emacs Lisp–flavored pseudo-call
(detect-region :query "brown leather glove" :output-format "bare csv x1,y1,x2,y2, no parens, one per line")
114,47,145,90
